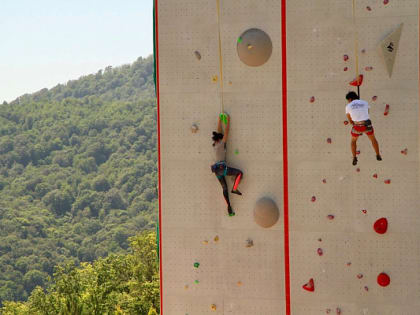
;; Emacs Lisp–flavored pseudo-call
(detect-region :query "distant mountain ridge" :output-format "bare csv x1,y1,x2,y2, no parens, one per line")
0,56,158,304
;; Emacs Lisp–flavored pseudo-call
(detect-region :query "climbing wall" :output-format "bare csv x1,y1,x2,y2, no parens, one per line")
155,0,419,314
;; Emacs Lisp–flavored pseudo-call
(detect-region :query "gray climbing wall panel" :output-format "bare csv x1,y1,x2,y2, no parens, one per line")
156,0,419,314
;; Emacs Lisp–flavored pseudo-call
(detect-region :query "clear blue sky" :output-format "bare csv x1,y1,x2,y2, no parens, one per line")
0,0,154,102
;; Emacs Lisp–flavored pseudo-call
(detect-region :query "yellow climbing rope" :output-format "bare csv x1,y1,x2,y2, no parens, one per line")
216,0,225,114
352,0,360,80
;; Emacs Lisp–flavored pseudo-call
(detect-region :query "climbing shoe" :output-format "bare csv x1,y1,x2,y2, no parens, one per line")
376,155,382,161
228,212,236,217
231,189,242,196
228,206,234,216
352,157,358,166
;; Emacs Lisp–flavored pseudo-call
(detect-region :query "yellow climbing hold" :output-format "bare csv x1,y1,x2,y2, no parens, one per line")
247,44,254,50
214,235,219,242
212,75,218,83
202,240,209,245
211,304,217,311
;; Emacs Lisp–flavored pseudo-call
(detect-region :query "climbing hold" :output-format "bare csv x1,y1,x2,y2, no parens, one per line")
379,23,403,77
212,75,218,83
237,28,273,67
377,272,390,287
350,74,364,86
237,281,242,286
401,148,408,155
364,286,369,291
310,96,315,103
194,262,200,268
202,240,209,245
311,196,317,202
374,217,388,234
372,95,378,101
322,179,327,184
318,238,322,242
362,209,367,214
343,54,349,61
194,280,200,284
220,113,228,124
194,51,201,60
214,235,219,242
234,149,239,155
365,66,373,71
383,0,389,5
356,150,361,155
327,214,335,220
384,104,390,116
254,197,280,228
327,138,332,144
211,304,217,311
317,248,323,256
326,309,331,314
384,179,391,184
246,239,254,248
361,48,366,54
302,278,315,292
357,273,364,279
356,168,361,172
191,124,199,133
336,307,342,315
347,262,352,266
344,67,348,71
373,173,378,179
228,81,233,85
344,120,349,125
366,6,372,11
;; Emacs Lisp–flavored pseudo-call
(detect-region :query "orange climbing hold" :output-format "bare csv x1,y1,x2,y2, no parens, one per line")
302,278,315,292
349,74,364,86
384,104,390,116
374,217,388,234
377,272,390,287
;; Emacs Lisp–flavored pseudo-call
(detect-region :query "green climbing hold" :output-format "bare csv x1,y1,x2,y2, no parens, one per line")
220,113,228,124
194,262,200,268
234,149,239,155
195,280,200,284
237,37,242,43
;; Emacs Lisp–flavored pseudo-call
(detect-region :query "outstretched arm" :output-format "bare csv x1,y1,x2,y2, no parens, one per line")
217,115,223,133
222,114,230,143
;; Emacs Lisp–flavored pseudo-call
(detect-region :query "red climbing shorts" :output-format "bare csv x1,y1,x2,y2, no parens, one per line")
351,120,374,137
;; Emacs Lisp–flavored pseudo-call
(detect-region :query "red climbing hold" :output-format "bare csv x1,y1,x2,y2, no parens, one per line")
372,95,378,101
356,168,361,172
350,74,364,87
336,307,342,315
373,173,378,179
317,248,323,256
374,217,388,234
343,54,349,61
362,209,367,214
383,0,389,5
322,179,327,184
384,104,390,116
377,272,390,287
344,120,349,125
365,66,373,71
366,6,372,11
344,67,348,71
311,196,316,202
327,138,332,144
364,285,369,291
310,96,315,103
327,214,335,220
357,273,363,279
401,148,408,155
302,278,315,292
384,179,391,184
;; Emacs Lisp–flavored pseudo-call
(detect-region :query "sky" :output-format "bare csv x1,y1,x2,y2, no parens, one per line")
0,0,154,103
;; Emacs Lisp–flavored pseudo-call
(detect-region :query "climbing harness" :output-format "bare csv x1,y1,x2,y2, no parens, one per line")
211,161,228,178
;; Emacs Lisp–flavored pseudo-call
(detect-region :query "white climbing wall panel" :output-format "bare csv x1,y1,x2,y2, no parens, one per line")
156,0,419,314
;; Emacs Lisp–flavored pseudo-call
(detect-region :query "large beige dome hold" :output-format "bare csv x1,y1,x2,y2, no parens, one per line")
237,28,273,67
254,197,280,228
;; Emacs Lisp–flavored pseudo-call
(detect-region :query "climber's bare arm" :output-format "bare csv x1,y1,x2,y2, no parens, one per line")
217,115,223,133
222,114,230,143
347,113,354,125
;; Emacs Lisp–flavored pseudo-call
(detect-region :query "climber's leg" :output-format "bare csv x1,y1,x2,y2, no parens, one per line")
226,167,243,195
367,133,381,160
351,136,358,165
217,175,234,214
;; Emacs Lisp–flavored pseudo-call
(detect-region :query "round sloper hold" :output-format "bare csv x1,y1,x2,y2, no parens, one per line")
254,197,280,228
377,272,390,287
374,217,388,234
237,28,272,67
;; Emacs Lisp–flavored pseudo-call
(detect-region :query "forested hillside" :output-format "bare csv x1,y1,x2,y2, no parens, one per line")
0,56,158,305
